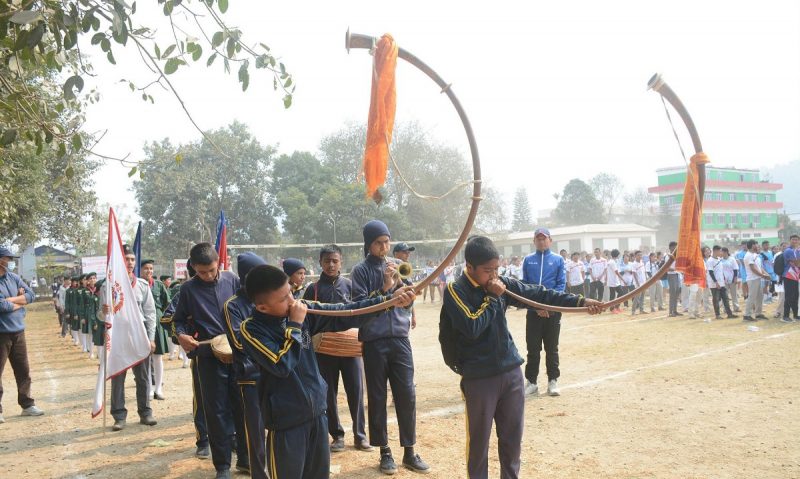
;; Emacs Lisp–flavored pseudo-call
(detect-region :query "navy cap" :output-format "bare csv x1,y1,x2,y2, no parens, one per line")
534,227,551,238
393,242,416,253
0,246,19,259
282,258,306,277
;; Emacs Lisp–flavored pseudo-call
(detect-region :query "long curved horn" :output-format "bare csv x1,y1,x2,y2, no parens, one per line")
310,30,482,317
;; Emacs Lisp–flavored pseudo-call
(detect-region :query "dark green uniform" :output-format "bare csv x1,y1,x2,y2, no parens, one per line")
68,285,81,331
88,287,103,347
78,287,90,334
150,279,172,355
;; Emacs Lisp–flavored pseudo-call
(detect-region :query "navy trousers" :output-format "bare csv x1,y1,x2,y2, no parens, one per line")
196,354,248,472
266,413,329,479
316,353,367,442
190,358,209,448
362,337,416,447
239,381,267,479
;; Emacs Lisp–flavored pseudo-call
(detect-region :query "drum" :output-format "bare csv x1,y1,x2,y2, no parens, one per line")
313,329,362,357
209,334,233,364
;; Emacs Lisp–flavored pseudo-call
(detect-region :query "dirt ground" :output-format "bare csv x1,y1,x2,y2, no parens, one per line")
1,297,798,479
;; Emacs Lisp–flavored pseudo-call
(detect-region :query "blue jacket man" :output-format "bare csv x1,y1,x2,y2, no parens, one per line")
0,246,43,421
223,252,267,479
521,228,569,397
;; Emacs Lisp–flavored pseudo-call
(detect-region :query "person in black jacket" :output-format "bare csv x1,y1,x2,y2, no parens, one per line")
223,252,268,479
240,265,416,479
440,236,603,479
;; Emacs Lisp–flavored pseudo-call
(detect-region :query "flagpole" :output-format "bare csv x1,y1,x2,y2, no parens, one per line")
102,330,107,435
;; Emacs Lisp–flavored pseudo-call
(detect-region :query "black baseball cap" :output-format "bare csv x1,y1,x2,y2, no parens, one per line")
393,242,416,253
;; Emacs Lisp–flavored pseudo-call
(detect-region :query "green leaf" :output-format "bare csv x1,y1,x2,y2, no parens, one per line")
0,129,17,146
57,142,67,158
223,58,230,74
91,32,105,45
142,92,148,101
283,94,292,109
226,37,235,59
164,57,179,75
175,153,183,164
128,166,138,177
9,10,42,25
100,37,110,52
283,77,292,89
26,24,45,48
63,75,85,101
112,21,128,45
129,81,135,91
65,166,74,179
218,0,229,13
154,43,161,59
238,63,249,91
192,44,202,61
163,44,176,58
212,31,224,48
206,52,217,66
163,0,174,15
72,134,83,151
107,50,116,64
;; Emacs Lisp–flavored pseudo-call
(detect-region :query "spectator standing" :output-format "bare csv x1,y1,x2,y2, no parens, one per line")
0,246,44,424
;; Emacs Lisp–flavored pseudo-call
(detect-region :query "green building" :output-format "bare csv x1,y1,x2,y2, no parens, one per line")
649,166,782,245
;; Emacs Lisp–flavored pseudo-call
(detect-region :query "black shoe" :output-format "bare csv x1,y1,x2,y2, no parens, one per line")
214,470,231,479
727,314,739,319
380,453,398,475
195,445,210,459
139,415,157,426
355,439,374,451
674,312,684,316
153,393,165,400
112,419,126,431
402,453,431,474
235,461,250,474
743,316,756,322
330,437,345,452
755,314,768,320
715,315,722,320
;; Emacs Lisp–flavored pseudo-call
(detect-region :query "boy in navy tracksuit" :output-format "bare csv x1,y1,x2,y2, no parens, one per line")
283,258,306,299
223,252,268,479
440,236,601,479
303,245,372,453
350,220,430,475
240,264,416,479
521,227,569,397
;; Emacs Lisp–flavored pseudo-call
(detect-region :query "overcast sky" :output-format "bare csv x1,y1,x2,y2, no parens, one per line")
84,0,800,225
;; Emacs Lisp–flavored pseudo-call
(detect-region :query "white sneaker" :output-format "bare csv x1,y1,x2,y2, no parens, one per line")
524,381,539,396
21,406,44,416
547,379,560,396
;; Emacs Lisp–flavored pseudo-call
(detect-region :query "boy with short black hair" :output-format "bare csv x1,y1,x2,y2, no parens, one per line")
440,236,602,479
241,264,416,479
303,244,372,453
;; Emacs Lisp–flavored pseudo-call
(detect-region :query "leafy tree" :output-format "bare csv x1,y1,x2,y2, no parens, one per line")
314,121,506,240
76,202,138,257
623,187,656,221
590,173,623,218
511,187,534,232
778,212,800,243
1,0,293,167
0,139,97,246
133,121,279,262
552,179,604,226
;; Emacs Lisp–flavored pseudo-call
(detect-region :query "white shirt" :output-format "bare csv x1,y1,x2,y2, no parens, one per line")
57,285,67,309
507,264,522,280
631,261,646,286
743,251,762,279
566,260,584,286
590,257,607,283
705,257,716,288
607,260,621,287
721,257,736,284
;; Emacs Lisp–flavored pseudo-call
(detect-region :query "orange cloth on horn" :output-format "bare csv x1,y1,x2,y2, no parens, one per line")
362,34,398,200
675,152,710,287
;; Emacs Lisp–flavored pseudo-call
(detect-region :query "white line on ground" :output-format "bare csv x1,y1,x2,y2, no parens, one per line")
399,328,800,422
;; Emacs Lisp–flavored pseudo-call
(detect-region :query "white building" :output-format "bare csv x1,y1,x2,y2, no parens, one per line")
493,224,658,257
